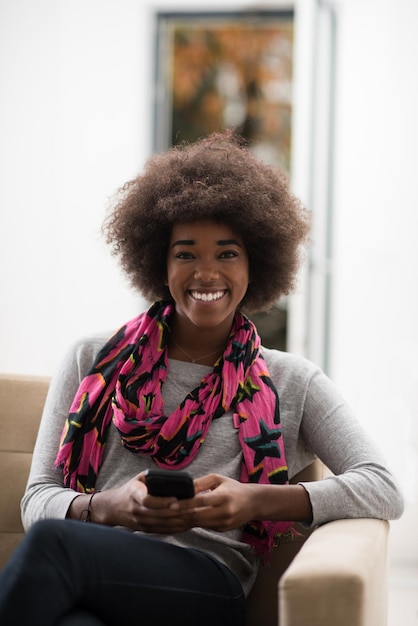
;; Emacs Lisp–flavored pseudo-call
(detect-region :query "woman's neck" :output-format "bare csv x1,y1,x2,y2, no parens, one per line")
168,319,231,365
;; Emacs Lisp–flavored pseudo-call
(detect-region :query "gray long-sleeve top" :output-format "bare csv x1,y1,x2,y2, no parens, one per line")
21,333,404,596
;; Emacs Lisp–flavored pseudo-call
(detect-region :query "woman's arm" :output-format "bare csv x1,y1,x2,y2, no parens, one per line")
21,336,107,529
297,368,404,526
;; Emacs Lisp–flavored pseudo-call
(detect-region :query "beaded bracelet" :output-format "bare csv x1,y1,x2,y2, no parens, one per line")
79,491,100,523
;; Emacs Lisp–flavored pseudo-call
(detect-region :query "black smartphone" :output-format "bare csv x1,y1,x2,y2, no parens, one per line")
145,469,195,499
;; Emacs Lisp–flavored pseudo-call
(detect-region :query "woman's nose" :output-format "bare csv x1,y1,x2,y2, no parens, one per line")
194,261,219,282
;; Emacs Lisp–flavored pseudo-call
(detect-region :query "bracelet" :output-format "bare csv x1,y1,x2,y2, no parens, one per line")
79,491,100,523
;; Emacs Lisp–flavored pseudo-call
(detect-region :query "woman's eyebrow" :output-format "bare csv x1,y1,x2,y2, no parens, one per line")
171,238,242,248
171,239,195,248
217,239,242,247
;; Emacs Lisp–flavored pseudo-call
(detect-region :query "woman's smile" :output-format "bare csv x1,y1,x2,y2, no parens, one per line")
189,289,227,303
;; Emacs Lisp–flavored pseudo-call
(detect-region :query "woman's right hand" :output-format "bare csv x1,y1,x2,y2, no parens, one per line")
66,473,196,534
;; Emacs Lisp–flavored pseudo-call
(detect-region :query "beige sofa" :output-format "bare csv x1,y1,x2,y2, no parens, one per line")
0,373,390,625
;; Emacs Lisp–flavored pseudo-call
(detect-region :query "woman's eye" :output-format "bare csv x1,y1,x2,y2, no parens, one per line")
220,250,238,259
176,252,194,260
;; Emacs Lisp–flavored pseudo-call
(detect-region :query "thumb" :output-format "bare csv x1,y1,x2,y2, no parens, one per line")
194,473,224,494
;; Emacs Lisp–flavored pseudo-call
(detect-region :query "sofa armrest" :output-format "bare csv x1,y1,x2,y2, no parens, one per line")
279,518,389,626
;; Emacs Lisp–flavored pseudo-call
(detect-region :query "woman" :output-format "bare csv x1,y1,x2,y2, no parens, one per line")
0,132,403,625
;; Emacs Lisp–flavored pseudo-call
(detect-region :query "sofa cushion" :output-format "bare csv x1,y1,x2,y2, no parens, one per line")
0,374,50,569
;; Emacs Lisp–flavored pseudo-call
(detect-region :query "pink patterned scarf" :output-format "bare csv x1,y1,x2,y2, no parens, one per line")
55,300,293,556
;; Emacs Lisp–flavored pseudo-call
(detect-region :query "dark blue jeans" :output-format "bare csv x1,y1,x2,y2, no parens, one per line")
0,519,246,626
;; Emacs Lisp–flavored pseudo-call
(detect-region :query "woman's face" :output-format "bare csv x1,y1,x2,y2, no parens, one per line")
166,219,249,334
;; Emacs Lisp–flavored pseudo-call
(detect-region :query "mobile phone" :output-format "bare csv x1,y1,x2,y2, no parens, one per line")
145,469,195,499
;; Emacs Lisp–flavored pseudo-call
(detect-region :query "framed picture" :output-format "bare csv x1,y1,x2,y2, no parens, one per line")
154,10,294,171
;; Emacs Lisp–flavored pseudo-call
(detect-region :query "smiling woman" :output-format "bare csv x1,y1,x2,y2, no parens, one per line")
0,131,404,626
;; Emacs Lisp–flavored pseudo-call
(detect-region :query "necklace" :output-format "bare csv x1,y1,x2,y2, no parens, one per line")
170,337,224,364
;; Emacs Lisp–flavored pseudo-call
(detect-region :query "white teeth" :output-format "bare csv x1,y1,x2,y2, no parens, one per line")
190,290,225,302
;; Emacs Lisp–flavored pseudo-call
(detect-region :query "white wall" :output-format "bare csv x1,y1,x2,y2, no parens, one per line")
0,0,151,375
330,0,418,567
1,0,417,566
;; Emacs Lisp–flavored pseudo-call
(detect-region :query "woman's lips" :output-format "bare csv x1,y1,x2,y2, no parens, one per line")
189,290,226,303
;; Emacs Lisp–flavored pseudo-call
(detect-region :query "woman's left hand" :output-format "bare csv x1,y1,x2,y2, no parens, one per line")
169,474,258,532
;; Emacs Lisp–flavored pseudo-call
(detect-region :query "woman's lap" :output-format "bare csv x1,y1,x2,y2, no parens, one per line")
0,519,246,626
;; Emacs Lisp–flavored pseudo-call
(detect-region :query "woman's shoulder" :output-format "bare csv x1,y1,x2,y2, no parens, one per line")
261,346,321,376
58,331,114,381
70,330,112,357
260,346,346,409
